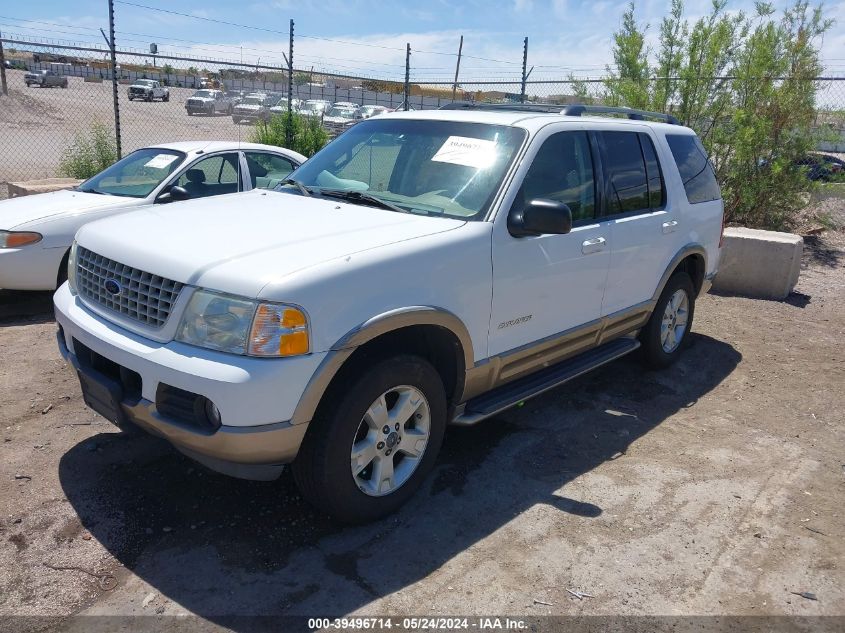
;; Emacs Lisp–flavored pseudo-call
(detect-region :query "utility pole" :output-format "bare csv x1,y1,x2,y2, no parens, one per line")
451,35,463,102
107,0,122,158
520,36,528,104
404,43,410,111
287,19,294,146
0,30,8,96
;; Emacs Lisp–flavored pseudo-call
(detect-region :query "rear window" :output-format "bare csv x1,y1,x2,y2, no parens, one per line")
666,134,721,204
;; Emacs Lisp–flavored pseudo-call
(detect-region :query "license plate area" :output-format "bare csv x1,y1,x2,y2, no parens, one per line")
77,368,127,426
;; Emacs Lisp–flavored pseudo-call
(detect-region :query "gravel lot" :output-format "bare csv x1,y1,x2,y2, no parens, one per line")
0,221,843,632
0,70,253,182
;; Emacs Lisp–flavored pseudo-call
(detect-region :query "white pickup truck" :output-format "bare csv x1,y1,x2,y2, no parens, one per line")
54,104,723,523
127,79,169,102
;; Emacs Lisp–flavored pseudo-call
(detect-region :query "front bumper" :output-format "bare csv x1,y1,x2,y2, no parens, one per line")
54,284,326,479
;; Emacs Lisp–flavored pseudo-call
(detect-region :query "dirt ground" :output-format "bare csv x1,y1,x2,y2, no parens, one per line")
1,230,844,631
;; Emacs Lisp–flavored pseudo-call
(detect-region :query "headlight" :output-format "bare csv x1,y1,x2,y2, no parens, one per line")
67,241,78,294
175,290,309,357
0,230,42,248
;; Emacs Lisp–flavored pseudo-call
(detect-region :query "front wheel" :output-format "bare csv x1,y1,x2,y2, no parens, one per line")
163,93,169,102
640,271,695,369
293,355,447,523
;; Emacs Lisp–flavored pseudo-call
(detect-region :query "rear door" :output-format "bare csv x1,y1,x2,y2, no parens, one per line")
597,128,677,315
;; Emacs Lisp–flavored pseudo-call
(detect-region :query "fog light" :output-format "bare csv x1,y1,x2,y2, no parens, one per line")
204,399,222,427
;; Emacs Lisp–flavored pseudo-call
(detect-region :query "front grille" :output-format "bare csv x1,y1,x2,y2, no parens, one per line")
76,247,184,328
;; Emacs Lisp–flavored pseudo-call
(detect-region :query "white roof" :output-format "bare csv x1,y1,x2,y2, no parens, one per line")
379,108,693,135
145,141,307,164
149,141,293,154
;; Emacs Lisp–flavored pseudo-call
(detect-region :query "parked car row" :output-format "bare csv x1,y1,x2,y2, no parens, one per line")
2,104,727,524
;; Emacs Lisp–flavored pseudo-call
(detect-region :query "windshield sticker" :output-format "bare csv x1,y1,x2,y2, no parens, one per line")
144,154,179,169
431,136,497,169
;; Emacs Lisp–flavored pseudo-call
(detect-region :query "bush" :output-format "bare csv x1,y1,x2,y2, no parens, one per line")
58,123,118,180
249,111,329,158
605,0,832,230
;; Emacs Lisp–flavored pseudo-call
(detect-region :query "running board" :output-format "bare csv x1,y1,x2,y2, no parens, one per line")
452,337,640,426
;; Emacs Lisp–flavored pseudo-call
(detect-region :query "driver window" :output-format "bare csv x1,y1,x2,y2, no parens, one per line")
512,131,596,223
175,153,241,199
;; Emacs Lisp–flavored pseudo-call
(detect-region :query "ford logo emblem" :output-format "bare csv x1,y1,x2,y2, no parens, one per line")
104,278,122,296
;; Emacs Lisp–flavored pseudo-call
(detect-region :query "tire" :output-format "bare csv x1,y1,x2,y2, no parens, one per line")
232,116,240,124
293,355,447,523
56,249,70,288
639,271,696,369
146,94,152,102
163,93,169,102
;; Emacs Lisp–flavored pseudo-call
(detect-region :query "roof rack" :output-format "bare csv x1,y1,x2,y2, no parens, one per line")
439,101,679,125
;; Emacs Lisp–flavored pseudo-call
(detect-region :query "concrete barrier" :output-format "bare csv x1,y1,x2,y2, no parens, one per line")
713,227,803,300
7,178,83,198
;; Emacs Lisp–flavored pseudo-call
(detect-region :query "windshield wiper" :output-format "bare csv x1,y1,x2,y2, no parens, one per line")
318,189,409,214
282,178,312,196
77,188,105,195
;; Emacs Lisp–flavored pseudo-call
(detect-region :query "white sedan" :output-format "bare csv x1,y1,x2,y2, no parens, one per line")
0,141,306,291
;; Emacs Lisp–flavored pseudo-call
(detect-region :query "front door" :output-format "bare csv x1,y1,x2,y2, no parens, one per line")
489,127,611,358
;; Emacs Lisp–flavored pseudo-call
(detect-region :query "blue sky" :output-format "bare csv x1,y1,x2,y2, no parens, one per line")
1,0,843,82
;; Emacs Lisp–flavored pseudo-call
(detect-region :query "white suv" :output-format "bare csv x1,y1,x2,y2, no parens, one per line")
54,104,724,522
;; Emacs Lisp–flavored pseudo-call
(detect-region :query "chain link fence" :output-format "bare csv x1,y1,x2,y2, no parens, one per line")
2,35,844,191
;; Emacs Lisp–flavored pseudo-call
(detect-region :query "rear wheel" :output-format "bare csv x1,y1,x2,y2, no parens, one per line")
640,272,695,369
293,355,447,523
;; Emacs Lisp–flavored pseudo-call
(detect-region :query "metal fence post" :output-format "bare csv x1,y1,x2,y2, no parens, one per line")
287,19,294,147
107,0,122,158
520,37,528,104
404,43,410,111
0,31,8,96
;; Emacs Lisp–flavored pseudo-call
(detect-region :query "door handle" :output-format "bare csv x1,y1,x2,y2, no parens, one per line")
662,220,679,234
581,236,607,254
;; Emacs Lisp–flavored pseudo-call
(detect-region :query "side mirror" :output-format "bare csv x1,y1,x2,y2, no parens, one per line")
508,199,573,237
169,185,190,201
159,185,190,203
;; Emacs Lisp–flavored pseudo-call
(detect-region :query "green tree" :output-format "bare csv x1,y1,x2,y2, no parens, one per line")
250,112,329,158
606,0,832,229
604,3,652,108
293,72,310,86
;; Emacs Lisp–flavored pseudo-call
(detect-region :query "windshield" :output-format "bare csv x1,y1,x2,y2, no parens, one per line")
77,148,185,198
327,108,356,118
285,119,525,220
192,90,215,98
243,96,265,105
136,80,155,86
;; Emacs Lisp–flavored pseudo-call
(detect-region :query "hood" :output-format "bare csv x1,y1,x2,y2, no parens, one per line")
130,84,153,89
1,189,131,230
235,104,262,112
75,189,465,298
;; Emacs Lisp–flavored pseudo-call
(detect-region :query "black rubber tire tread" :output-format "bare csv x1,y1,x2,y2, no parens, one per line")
293,354,447,523
639,271,695,369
